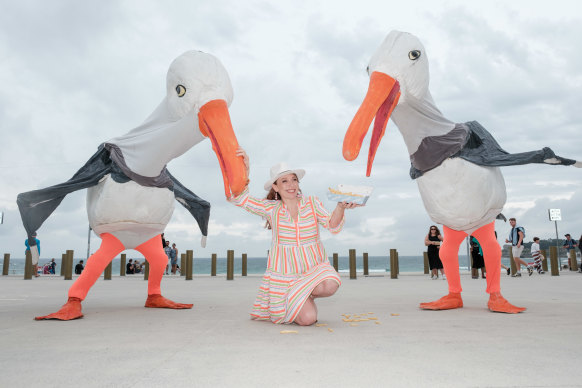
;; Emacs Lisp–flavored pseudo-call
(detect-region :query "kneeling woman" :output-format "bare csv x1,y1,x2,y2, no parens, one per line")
230,149,359,325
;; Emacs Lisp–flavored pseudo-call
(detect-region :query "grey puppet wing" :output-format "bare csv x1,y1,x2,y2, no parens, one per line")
16,146,121,246
410,121,578,179
166,170,210,237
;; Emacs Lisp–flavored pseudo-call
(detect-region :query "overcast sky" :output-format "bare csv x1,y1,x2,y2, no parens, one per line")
1,0,580,261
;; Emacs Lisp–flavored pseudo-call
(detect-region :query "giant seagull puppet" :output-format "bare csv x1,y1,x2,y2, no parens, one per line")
18,51,248,320
343,31,580,313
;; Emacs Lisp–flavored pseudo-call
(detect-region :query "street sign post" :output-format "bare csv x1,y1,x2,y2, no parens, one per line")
548,209,562,269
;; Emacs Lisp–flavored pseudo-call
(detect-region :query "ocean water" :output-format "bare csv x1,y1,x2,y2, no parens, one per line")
2,255,497,276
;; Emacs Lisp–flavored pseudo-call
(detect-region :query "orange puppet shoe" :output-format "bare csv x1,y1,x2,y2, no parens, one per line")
145,294,193,309
488,292,526,313
35,297,84,321
420,292,463,310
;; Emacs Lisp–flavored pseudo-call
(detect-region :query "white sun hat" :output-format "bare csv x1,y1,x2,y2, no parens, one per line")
263,162,306,191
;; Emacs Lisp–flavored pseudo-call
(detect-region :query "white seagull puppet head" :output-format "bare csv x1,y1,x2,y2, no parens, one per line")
343,30,455,176
109,50,246,198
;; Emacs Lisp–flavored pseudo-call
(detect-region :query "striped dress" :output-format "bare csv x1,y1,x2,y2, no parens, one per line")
231,187,344,324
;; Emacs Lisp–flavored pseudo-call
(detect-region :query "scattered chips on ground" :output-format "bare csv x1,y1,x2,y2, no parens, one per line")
375,321,381,325
315,323,328,327
390,313,400,316
280,330,298,334
327,328,334,333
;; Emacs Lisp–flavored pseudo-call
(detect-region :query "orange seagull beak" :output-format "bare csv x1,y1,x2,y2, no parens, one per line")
198,99,248,197
343,71,401,177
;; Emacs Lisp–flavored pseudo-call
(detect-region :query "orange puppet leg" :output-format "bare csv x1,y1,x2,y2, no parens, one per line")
420,226,466,310
35,233,125,321
135,235,193,309
472,222,526,313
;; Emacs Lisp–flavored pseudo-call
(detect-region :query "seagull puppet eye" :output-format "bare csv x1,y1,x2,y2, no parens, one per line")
366,65,370,75
175,84,187,97
408,50,421,60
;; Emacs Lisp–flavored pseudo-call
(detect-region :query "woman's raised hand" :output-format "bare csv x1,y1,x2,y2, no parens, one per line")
236,147,250,176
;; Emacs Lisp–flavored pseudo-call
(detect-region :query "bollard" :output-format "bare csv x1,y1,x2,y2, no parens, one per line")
363,252,369,276
104,261,112,280
64,250,74,280
549,246,559,276
180,253,186,276
242,253,247,276
186,250,193,280
390,249,398,279
568,249,578,271
349,249,357,279
509,247,517,276
540,249,548,272
61,253,65,276
24,250,33,280
423,252,429,275
211,254,217,276
120,254,126,276
144,261,149,280
226,250,234,280
3,253,10,276
332,253,338,272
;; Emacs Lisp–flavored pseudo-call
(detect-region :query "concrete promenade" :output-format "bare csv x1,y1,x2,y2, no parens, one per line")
0,271,580,387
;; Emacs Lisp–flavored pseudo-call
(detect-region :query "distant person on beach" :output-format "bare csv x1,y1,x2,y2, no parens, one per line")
134,260,142,274
49,258,56,274
75,260,84,275
530,237,545,274
163,241,172,275
229,148,361,326
170,243,178,275
126,259,134,275
425,225,445,280
161,233,166,249
24,233,40,277
470,236,486,279
579,234,582,273
505,218,533,277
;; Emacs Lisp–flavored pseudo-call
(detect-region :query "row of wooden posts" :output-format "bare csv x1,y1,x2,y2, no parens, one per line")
3,249,400,280
4,247,576,279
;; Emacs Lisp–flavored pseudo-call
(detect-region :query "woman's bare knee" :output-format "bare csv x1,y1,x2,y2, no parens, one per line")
313,280,339,297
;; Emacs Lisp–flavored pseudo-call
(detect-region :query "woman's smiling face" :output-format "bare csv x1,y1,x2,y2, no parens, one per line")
273,173,300,200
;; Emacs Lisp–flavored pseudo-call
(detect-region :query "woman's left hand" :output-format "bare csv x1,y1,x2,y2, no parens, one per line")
337,202,361,209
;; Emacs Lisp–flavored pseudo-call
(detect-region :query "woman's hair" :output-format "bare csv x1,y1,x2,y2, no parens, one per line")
428,225,441,236
263,175,301,230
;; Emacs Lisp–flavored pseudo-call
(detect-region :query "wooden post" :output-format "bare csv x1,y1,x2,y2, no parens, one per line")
509,247,517,276
569,249,578,271
211,254,217,276
104,261,112,280
226,250,234,280
60,253,65,276
423,252,429,274
332,253,339,272
186,250,193,280
363,252,369,276
3,253,10,276
540,249,548,272
120,254,126,276
24,250,33,279
349,249,357,279
390,249,398,279
549,246,559,276
64,250,74,280
144,261,149,280
242,253,247,276
180,253,186,276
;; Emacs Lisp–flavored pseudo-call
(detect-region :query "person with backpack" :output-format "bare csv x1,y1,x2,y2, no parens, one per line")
505,217,533,276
